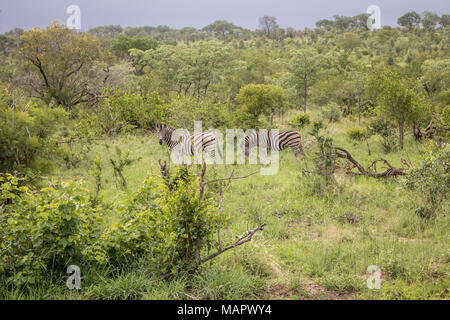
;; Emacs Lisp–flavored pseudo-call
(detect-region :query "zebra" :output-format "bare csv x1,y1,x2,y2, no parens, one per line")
155,124,221,164
241,129,304,158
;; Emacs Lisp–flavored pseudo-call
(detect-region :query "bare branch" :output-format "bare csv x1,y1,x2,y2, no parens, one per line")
203,171,258,185
200,224,266,263
334,146,407,178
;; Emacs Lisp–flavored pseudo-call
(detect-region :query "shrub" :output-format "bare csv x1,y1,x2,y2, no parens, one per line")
287,114,310,129
166,96,230,129
0,175,101,285
321,103,341,123
442,106,450,127
403,143,449,219
346,126,372,155
92,167,225,274
0,167,227,286
95,90,167,135
368,118,398,153
346,126,367,141
0,89,68,173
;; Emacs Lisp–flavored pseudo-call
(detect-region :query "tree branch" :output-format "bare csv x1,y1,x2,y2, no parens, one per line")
200,224,266,263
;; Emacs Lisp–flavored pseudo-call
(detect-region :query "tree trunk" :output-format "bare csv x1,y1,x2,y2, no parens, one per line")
358,101,361,124
303,79,307,113
398,121,405,149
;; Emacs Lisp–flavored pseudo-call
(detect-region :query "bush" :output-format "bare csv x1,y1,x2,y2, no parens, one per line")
95,90,167,135
0,175,101,285
0,88,68,173
403,143,449,219
287,114,310,129
99,168,224,274
346,126,367,141
368,118,398,153
346,126,372,155
0,167,227,286
166,96,230,129
321,104,341,123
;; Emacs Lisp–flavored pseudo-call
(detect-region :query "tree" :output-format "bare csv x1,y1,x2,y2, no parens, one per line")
421,11,440,31
259,16,279,38
130,41,231,100
338,32,363,53
286,48,323,113
88,25,123,38
369,69,427,149
316,19,334,30
236,84,288,127
439,14,450,28
203,20,241,41
421,59,450,104
111,34,158,58
397,11,421,30
19,22,108,110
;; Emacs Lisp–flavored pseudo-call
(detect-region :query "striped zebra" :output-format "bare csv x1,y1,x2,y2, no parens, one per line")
156,124,221,164
241,129,304,158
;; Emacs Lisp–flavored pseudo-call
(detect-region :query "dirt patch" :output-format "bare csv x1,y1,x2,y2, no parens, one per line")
262,282,294,299
323,223,341,241
301,278,355,300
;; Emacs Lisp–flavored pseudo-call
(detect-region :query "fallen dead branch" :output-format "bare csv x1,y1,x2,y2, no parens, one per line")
334,146,408,178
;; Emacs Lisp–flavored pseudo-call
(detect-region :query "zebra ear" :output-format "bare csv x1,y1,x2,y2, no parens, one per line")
155,123,160,130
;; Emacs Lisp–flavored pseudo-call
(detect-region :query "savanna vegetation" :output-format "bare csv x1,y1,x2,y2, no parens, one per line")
0,11,449,300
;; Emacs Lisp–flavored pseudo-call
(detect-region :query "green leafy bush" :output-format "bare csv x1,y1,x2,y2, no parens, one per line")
368,118,398,153
403,143,449,219
1,168,226,286
321,103,341,123
0,88,68,173
346,126,367,141
95,90,166,135
0,174,101,285
346,126,372,155
287,114,310,129
99,168,224,274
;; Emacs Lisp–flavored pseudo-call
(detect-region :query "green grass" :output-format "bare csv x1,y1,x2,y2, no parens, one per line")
7,111,449,300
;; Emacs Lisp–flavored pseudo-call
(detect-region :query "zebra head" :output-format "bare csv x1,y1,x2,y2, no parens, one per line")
155,124,173,146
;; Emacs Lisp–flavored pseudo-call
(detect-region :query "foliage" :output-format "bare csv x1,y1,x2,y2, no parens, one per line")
403,143,449,219
100,168,224,274
321,103,341,123
368,118,398,153
130,41,232,99
165,96,230,129
369,68,428,149
0,167,228,285
0,175,101,286
346,126,372,155
109,147,141,190
19,23,108,110
287,114,310,130
235,84,288,128
0,88,68,173
94,90,167,135
397,12,421,30
111,34,158,58
285,48,323,112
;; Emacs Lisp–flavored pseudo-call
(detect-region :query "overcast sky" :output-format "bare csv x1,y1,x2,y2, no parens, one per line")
0,0,449,33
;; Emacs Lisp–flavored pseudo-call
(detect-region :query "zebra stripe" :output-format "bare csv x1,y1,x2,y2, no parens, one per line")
156,124,220,163
242,130,304,157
